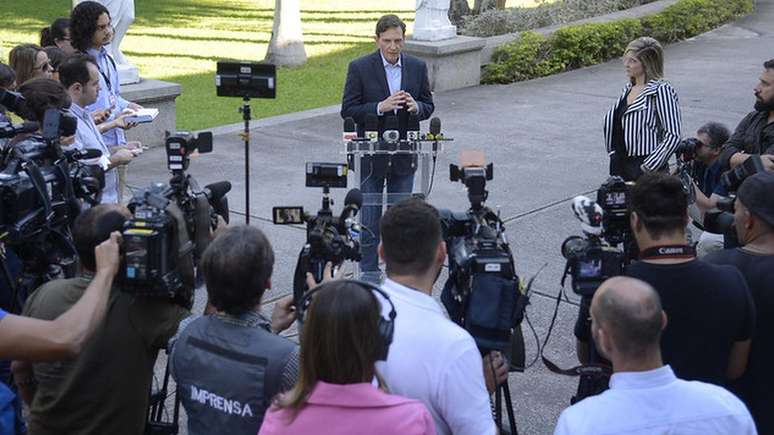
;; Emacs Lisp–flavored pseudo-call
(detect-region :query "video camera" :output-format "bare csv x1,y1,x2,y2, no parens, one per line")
439,151,524,355
560,176,633,298
273,162,362,307
1,89,107,310
121,131,230,303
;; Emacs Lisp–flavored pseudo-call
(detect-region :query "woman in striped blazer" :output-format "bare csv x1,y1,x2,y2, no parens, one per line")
604,37,682,181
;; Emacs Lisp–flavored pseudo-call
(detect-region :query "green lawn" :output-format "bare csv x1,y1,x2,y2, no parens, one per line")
1,0,541,130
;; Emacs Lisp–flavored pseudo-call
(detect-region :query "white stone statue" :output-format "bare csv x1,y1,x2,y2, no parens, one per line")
413,0,457,41
73,0,140,84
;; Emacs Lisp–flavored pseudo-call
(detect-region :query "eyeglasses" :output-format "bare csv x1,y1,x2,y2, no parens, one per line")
33,62,52,72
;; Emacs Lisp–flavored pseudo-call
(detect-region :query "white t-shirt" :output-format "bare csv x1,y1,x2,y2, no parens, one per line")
555,365,757,435
376,279,496,435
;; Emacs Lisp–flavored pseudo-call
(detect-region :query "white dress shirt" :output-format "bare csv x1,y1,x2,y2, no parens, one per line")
554,365,757,435
376,278,496,435
70,102,118,204
376,53,402,116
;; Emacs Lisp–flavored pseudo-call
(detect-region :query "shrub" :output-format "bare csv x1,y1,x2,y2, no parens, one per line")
461,0,655,38
482,0,754,84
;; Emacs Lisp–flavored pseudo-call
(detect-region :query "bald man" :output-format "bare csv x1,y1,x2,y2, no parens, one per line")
555,277,756,435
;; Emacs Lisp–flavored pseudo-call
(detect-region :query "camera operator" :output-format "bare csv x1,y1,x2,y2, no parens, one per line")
621,173,754,386
557,277,756,435
11,204,190,435
59,54,133,204
170,225,299,435
374,198,507,435
719,59,774,172
704,171,774,434
0,234,119,361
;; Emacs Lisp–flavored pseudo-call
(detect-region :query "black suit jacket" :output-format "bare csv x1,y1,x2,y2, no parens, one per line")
341,50,434,138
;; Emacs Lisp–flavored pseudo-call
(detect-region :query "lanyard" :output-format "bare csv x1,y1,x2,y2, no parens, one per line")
639,245,696,260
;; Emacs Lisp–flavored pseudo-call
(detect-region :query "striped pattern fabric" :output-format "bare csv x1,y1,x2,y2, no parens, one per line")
604,80,682,171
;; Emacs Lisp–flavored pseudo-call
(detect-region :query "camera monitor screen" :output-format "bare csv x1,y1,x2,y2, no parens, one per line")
216,62,276,99
273,206,304,225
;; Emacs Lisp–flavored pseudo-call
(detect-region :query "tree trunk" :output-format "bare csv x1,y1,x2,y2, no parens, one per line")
448,0,471,25
496,0,507,9
473,0,497,14
265,0,307,66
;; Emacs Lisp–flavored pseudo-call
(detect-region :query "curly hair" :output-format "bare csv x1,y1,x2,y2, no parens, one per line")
70,1,110,52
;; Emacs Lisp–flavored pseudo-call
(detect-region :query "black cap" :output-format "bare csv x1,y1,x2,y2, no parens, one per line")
738,171,774,227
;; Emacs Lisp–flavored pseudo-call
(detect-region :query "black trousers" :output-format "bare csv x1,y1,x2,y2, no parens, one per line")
609,154,647,182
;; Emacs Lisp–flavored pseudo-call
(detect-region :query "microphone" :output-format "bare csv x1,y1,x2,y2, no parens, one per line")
382,115,399,143
428,117,441,140
341,188,363,239
342,188,363,219
364,114,378,143
204,181,232,202
407,114,420,141
570,196,603,237
343,117,357,143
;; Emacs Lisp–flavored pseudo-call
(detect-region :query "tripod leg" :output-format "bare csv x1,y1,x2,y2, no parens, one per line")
501,382,518,435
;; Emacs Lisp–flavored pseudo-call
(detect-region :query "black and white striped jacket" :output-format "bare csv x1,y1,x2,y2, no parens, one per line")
603,80,682,171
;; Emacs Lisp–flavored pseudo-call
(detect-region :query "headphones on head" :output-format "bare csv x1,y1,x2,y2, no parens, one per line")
297,279,396,361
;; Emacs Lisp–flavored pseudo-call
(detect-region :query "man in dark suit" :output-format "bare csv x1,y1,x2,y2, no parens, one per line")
341,14,434,281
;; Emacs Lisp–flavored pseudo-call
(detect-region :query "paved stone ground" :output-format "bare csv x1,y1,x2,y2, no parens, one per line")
130,2,774,433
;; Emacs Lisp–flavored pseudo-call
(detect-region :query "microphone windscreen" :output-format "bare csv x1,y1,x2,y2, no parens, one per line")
384,115,399,131
365,113,378,132
343,117,356,133
204,181,232,201
344,188,363,209
429,117,441,136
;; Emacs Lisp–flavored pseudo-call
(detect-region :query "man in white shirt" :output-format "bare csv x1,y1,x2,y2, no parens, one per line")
375,198,507,435
555,276,756,435
59,54,133,204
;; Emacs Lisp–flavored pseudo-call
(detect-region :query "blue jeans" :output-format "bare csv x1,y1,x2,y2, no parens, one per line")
359,156,415,273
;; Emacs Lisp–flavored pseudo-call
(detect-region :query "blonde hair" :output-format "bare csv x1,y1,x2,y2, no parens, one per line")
625,37,664,84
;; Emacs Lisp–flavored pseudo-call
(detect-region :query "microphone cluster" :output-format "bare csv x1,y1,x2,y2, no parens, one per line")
341,114,452,154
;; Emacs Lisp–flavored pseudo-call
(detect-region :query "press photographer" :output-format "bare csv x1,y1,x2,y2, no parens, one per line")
705,171,774,434
11,205,190,435
673,122,731,256
614,174,753,386
719,59,774,174
170,225,299,435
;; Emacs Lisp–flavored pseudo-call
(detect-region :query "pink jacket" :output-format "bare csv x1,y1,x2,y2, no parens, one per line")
258,381,436,435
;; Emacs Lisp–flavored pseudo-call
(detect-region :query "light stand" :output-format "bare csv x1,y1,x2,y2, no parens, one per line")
239,97,252,224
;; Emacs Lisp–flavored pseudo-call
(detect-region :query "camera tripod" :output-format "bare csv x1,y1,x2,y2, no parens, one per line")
493,379,518,435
